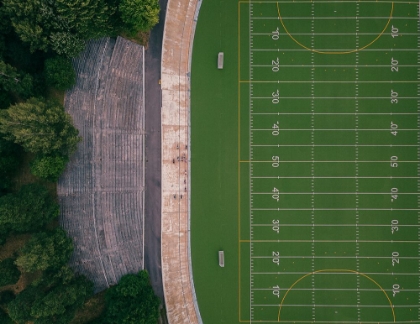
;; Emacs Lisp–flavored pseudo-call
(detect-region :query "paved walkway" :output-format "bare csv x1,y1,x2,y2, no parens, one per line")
143,0,168,302
161,0,202,323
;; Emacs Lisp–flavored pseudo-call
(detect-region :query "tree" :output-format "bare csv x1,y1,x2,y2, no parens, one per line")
0,308,13,324
0,6,12,58
8,266,93,324
0,97,81,156
102,271,160,324
0,258,20,286
7,286,39,324
0,183,59,234
3,0,116,57
16,228,73,272
119,0,159,36
0,290,16,305
30,154,69,182
0,60,33,98
0,91,12,109
44,56,76,91
30,274,93,321
0,136,22,191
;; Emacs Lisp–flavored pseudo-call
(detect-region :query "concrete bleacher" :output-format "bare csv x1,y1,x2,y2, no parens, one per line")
58,37,145,292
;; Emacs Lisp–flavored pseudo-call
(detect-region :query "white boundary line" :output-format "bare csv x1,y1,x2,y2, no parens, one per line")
142,44,145,273
249,1,255,321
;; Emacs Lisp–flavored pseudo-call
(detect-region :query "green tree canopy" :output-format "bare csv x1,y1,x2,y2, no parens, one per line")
0,60,33,98
0,136,21,191
30,275,93,322
7,286,39,324
16,228,73,272
119,0,159,36
0,307,13,324
30,154,69,182
0,290,16,305
3,0,115,57
8,266,93,324
102,270,160,324
44,56,76,91
0,97,81,156
0,183,59,234
0,258,20,286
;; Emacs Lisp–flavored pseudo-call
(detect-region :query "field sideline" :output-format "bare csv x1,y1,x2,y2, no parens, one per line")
191,1,420,323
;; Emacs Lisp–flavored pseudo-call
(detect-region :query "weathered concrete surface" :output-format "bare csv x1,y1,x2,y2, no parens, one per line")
59,37,145,292
161,0,201,323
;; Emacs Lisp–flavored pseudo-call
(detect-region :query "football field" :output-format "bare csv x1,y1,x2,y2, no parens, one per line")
238,1,420,323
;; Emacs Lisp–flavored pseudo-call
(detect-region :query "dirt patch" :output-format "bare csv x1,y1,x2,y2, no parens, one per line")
0,234,31,261
70,289,106,324
121,31,150,48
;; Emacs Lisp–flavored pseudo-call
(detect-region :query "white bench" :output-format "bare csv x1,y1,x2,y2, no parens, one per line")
219,251,224,267
218,52,224,69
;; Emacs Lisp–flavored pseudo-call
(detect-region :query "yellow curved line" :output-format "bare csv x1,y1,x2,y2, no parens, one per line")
277,269,395,322
276,2,394,55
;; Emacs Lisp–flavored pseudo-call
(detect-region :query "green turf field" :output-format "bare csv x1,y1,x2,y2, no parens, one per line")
191,1,420,323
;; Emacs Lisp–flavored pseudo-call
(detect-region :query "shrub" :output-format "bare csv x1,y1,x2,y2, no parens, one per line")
44,56,76,91
30,154,69,182
119,0,159,36
102,270,160,323
0,290,16,304
0,307,13,324
0,183,59,233
0,258,20,286
16,228,73,272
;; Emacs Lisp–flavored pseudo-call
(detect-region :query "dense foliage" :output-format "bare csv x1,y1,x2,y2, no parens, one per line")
30,154,69,182
0,308,13,324
8,266,94,324
0,258,20,286
16,228,74,272
0,97,81,156
2,0,160,58
0,0,161,322
44,56,76,91
119,0,159,36
0,137,21,191
99,271,160,324
0,183,59,235
0,290,15,305
2,0,114,57
0,60,33,99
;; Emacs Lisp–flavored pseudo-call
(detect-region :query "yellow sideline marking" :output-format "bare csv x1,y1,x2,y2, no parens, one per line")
238,1,241,322
276,2,394,55
277,269,396,322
